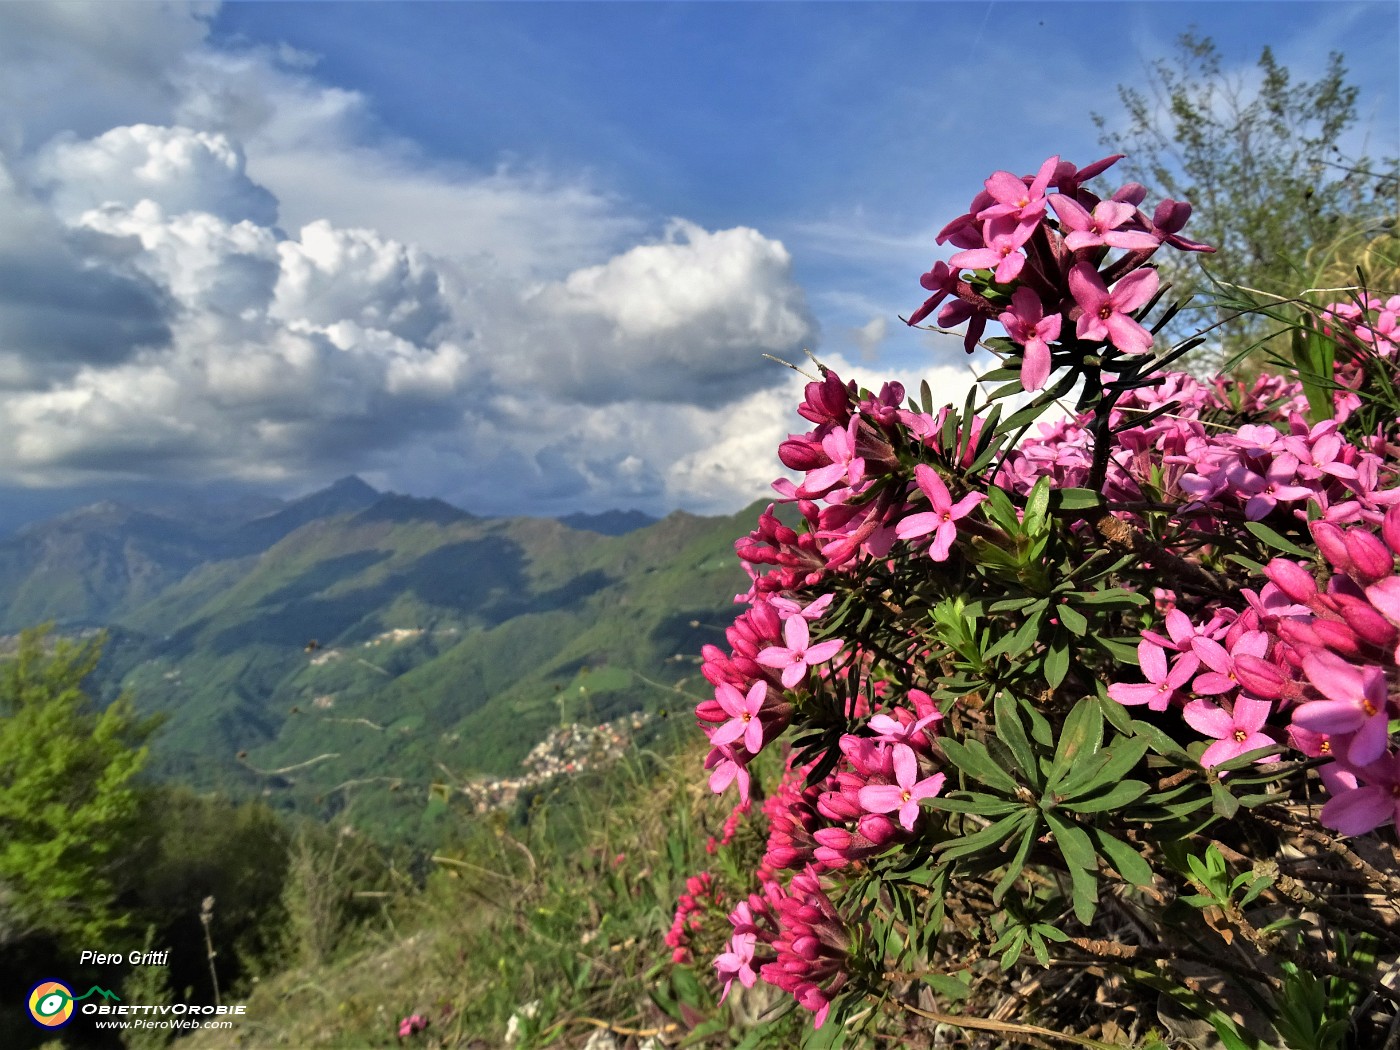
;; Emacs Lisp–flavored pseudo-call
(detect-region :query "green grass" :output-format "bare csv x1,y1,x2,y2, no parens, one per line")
180,737,813,1050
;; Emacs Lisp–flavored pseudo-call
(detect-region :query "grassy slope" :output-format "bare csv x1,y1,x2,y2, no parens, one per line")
180,737,817,1050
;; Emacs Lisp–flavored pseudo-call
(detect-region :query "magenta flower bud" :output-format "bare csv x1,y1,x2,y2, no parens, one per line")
798,373,853,426
1367,576,1400,627
1263,558,1318,604
816,790,862,822
779,436,829,472
1153,198,1192,233
1311,522,1353,574
750,600,783,641
1310,618,1364,658
1233,654,1294,701
1334,594,1399,648
857,812,900,846
1344,529,1395,584
1383,504,1400,555
695,699,727,724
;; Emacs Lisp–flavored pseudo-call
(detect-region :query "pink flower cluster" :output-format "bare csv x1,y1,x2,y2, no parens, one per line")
1106,506,1400,833
666,871,723,964
908,154,1213,390
397,1014,428,1039
716,867,852,1028
695,150,1399,1030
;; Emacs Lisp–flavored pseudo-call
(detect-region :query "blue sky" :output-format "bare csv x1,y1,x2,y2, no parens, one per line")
0,1,1395,525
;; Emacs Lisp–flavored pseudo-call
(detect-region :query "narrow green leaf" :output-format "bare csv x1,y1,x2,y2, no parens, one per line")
986,609,1045,660
1243,520,1313,558
919,973,971,1001
1064,779,1150,813
1044,811,1097,873
1044,637,1070,688
923,794,1022,817
1057,602,1089,636
1090,828,1155,887
994,692,1040,787
940,738,1020,795
991,826,1037,904
1047,697,1103,787
936,811,1029,861
1058,737,1150,797
1210,782,1240,820
1024,476,1052,538
1066,859,1100,925
1051,487,1103,512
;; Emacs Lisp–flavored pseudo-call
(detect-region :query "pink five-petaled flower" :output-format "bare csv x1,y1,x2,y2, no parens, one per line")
1048,195,1159,252
715,930,758,1002
895,464,987,561
949,215,1034,284
858,743,946,831
1296,651,1392,766
756,615,843,689
998,287,1063,392
1319,753,1400,836
1108,639,1199,712
709,680,769,755
1067,262,1159,354
1182,697,1279,772
976,155,1058,224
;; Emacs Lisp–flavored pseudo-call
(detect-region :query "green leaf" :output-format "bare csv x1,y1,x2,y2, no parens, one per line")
993,692,1040,787
919,972,971,1001
986,609,1045,660
1243,520,1313,558
1090,828,1156,887
1128,718,1191,761
1024,476,1052,538
1075,587,1149,608
1066,858,1100,924
1043,637,1070,688
1046,697,1103,787
1061,736,1150,797
923,793,1022,817
991,825,1037,905
940,738,1020,795
1064,779,1150,813
1210,782,1240,820
1056,602,1089,636
936,811,1030,861
1043,811,1097,873
1051,487,1103,512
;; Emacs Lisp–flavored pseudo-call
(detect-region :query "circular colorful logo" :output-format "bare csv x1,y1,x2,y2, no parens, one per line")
27,980,75,1028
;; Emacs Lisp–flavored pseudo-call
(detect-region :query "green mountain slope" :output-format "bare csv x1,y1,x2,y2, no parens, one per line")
86,491,760,841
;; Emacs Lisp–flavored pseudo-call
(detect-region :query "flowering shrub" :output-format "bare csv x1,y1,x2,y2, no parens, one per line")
689,156,1400,1046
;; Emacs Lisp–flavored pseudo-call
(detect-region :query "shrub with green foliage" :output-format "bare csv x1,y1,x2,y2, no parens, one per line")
0,627,158,950
685,152,1400,1048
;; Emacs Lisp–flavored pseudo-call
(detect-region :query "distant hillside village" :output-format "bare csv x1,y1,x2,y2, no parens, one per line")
454,711,654,814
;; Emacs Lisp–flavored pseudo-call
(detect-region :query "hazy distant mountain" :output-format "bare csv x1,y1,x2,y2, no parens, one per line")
231,475,384,551
557,509,659,535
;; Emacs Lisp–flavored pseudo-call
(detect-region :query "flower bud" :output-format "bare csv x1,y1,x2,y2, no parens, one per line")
779,436,830,472
1233,654,1294,701
1383,503,1400,555
1311,522,1353,574
1345,528,1396,584
1263,558,1318,605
